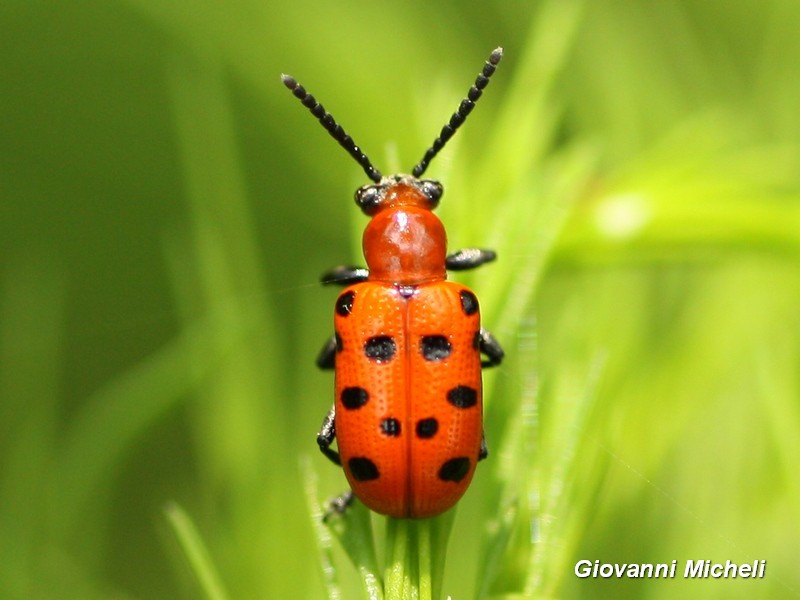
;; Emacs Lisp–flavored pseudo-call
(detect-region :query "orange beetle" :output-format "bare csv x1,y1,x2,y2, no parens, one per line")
283,48,505,518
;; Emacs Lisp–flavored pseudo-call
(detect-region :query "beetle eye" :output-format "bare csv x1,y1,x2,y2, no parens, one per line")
355,185,383,215
419,180,443,207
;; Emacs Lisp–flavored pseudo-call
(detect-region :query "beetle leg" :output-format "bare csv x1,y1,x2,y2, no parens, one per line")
320,265,369,286
317,407,355,520
317,405,341,466
316,335,337,370
478,328,504,368
322,490,355,521
445,248,496,271
479,432,489,461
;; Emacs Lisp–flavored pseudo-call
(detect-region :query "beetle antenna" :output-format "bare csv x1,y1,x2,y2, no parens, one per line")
282,74,382,183
412,47,504,178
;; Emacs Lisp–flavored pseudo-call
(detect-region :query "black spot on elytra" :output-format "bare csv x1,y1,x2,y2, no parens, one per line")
459,290,478,315
349,457,380,481
447,385,478,409
416,418,439,439
380,417,401,436
364,336,396,362
336,291,355,316
438,457,471,482
341,387,369,410
421,335,451,361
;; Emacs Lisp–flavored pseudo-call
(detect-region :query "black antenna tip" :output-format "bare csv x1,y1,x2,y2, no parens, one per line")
280,73,296,88
282,71,382,182
411,47,505,178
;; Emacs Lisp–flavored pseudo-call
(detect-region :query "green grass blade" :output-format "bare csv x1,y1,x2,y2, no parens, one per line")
165,503,231,600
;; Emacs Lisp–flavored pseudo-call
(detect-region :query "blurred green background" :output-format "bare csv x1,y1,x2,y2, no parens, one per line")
2,0,799,598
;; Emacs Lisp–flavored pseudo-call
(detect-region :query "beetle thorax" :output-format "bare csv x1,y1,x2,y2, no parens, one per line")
362,183,447,285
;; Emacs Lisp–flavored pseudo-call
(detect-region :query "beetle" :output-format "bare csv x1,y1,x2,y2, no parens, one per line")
282,47,505,518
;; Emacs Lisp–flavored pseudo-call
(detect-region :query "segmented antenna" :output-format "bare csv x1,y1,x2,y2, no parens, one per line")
412,47,504,178
281,74,382,183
